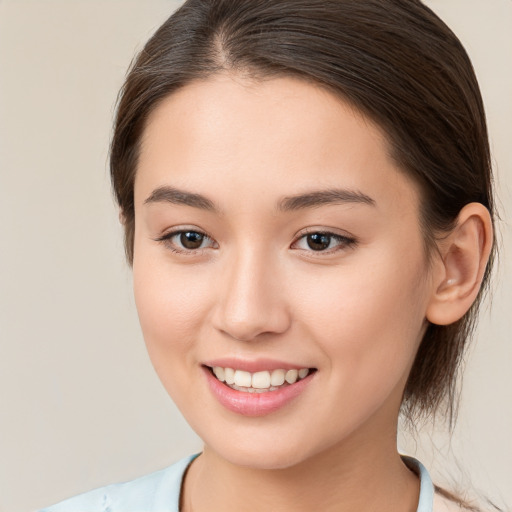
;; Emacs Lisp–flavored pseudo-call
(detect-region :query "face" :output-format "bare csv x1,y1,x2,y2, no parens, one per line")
133,74,435,470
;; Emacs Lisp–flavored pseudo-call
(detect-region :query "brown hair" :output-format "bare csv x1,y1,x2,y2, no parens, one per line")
110,0,495,426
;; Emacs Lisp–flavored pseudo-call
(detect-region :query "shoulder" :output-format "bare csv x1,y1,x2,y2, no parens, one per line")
37,454,198,512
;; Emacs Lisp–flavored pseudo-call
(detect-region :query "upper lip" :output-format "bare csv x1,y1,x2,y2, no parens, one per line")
203,358,315,373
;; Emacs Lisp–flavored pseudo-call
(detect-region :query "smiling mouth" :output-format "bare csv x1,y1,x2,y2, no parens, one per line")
205,365,317,393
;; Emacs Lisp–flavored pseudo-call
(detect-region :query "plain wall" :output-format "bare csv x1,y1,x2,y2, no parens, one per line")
0,1,510,511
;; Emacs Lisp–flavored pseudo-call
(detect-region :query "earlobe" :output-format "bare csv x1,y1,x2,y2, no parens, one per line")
426,203,493,326
118,209,126,225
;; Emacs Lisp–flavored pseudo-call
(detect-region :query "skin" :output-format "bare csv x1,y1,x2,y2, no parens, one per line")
131,74,492,512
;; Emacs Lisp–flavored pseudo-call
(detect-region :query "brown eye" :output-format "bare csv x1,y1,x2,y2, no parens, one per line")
292,231,357,254
306,233,332,251
155,228,217,254
180,231,204,249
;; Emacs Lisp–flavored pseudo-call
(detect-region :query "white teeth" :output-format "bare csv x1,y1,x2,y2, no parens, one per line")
298,368,309,379
230,383,281,393
234,370,252,387
252,371,271,389
213,367,225,382
285,369,298,384
224,367,235,385
270,369,286,386
210,366,312,390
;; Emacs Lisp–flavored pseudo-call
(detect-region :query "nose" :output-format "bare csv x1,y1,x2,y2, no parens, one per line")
211,247,291,342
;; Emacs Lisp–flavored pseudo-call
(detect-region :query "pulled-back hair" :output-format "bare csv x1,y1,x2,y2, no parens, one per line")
110,0,496,426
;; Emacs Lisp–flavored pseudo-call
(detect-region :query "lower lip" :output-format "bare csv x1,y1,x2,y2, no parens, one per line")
202,366,315,417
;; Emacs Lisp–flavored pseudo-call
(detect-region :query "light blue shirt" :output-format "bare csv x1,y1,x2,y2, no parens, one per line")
39,454,436,512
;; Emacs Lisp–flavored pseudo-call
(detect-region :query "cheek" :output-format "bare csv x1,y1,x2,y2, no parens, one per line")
132,246,212,373
293,249,429,386
132,258,217,419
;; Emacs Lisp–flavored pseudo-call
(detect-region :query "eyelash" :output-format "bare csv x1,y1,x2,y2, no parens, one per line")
155,228,357,256
293,230,357,254
155,229,218,255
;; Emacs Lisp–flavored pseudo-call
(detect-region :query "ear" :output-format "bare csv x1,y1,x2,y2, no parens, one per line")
426,203,493,326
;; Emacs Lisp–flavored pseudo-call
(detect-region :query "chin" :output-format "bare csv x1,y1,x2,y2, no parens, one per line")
204,433,318,470
226,450,306,470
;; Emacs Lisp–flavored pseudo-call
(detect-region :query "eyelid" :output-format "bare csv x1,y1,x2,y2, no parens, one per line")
154,226,218,254
153,226,357,256
291,228,358,254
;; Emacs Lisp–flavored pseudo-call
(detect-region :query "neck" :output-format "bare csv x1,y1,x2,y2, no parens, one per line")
181,425,420,512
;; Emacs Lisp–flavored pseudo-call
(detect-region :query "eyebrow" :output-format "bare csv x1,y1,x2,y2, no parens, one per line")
144,186,219,212
277,188,375,211
144,185,375,213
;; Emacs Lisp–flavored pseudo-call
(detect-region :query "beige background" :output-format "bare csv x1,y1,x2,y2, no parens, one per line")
0,1,510,511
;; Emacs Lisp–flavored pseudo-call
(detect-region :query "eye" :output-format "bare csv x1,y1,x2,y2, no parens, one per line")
292,231,357,253
155,229,217,254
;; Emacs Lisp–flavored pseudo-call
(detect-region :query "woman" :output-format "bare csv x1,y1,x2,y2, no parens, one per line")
40,0,500,511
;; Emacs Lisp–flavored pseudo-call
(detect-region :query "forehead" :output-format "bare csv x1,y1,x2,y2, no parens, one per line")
135,73,420,216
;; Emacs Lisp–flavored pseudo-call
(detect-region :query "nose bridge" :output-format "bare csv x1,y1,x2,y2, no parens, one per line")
213,243,290,341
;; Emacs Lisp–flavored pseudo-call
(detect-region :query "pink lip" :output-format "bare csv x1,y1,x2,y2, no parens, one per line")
202,365,316,417
203,357,313,373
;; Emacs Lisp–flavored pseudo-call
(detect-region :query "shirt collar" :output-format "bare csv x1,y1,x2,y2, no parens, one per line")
401,455,434,512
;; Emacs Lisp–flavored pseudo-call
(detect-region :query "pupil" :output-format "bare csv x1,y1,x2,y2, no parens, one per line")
307,233,330,251
180,231,203,249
